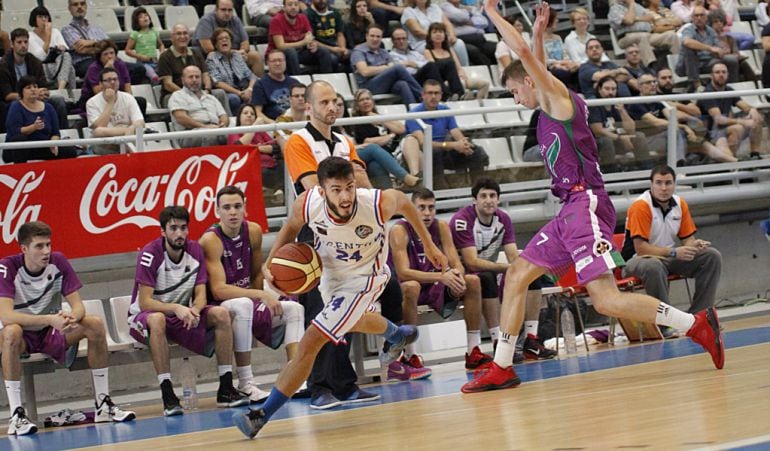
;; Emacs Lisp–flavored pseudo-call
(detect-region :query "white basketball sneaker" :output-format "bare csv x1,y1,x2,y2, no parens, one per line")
239,382,270,403
94,395,136,423
8,407,37,436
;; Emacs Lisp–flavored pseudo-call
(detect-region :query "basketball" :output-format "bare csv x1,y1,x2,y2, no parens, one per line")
270,243,323,295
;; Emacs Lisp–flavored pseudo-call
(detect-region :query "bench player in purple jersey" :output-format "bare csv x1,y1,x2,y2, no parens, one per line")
463,0,725,393
199,185,306,403
129,206,248,416
234,156,447,439
391,187,492,376
450,177,556,364
0,222,135,436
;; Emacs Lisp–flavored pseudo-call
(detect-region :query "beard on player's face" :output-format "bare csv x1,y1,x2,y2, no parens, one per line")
326,196,356,222
165,235,186,251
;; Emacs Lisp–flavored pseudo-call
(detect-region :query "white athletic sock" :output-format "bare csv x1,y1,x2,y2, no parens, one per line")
405,342,417,357
157,373,171,385
493,332,516,368
488,327,500,343
5,380,22,414
217,365,232,377
524,320,539,338
654,302,695,331
236,365,254,389
92,368,109,402
467,330,481,353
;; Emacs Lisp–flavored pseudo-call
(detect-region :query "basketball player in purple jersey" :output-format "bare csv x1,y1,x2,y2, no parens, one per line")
0,221,135,436
129,206,248,415
463,1,724,393
200,185,305,403
234,157,448,439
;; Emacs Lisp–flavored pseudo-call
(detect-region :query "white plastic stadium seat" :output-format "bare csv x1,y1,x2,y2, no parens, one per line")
142,121,173,151
110,296,144,348
164,5,200,32
445,100,487,130
473,137,515,170
82,299,132,352
133,84,169,116
482,98,525,127
313,73,354,101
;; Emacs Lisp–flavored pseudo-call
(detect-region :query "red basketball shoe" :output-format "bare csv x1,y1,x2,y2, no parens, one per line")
686,307,725,369
465,346,493,370
461,363,521,393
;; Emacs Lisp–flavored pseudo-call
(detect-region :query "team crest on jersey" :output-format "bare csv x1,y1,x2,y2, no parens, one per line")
355,225,373,239
545,132,560,175
593,238,612,256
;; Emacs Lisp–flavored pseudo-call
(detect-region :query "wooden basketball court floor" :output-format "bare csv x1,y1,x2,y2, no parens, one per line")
2,315,769,450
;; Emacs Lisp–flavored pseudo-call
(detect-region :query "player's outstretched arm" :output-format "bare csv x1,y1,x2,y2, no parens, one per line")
381,189,448,270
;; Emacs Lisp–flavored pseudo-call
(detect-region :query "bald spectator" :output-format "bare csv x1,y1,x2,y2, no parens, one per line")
624,44,656,94
676,5,738,91
267,0,334,75
169,66,228,148
194,0,263,77
609,0,680,68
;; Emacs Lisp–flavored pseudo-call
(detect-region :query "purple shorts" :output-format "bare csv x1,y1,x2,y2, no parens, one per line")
22,327,69,365
251,300,278,349
417,282,459,319
520,189,618,285
129,305,216,357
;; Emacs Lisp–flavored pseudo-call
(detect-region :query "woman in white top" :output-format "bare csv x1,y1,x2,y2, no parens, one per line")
494,16,531,76
563,8,600,64
27,6,76,91
401,0,470,66
542,7,579,90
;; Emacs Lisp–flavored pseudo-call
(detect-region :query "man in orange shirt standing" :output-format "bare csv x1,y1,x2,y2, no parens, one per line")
621,164,722,317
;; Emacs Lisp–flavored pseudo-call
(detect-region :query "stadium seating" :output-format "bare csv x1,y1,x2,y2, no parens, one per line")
313,73,354,101
164,5,199,32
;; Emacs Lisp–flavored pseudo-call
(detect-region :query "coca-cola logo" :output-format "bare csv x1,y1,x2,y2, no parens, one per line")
79,152,249,234
0,171,45,245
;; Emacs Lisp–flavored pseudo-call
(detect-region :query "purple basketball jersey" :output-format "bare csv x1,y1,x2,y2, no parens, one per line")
399,218,443,273
537,91,605,201
206,222,253,303
449,205,516,262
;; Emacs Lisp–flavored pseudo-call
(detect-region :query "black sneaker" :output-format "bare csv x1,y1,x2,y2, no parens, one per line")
233,408,268,439
522,334,557,360
161,381,183,417
217,385,250,408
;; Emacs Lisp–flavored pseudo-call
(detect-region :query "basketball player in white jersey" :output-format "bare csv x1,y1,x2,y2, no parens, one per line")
234,156,448,439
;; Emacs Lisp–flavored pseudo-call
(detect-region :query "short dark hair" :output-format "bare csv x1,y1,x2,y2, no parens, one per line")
235,103,257,126
650,164,676,182
217,185,245,205
585,38,602,51
423,78,443,90
17,75,39,96
471,177,500,198
411,187,435,202
28,6,51,28
317,156,354,186
18,221,52,246
159,206,190,229
289,83,306,98
95,39,118,58
501,60,527,85
266,48,285,61
11,28,28,42
100,67,118,82
131,7,152,32
595,75,617,94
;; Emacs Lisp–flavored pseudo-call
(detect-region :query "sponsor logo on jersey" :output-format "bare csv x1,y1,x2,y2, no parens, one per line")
546,132,561,176
576,255,593,273
355,225,373,239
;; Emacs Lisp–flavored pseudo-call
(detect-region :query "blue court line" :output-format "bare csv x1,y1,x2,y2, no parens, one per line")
2,326,769,450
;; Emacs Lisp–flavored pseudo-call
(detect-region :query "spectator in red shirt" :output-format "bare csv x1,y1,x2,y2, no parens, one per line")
267,0,333,75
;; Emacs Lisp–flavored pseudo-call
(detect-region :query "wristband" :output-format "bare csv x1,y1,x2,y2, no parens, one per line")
669,248,676,258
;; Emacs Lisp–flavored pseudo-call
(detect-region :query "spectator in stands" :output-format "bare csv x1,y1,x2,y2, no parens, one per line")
158,24,229,113
345,0,376,49
757,0,770,27
450,177,556,364
564,7,606,65
351,24,423,104
676,5,738,91
349,89,420,189
80,40,147,118
0,28,68,135
129,205,248,417
306,0,349,71
389,27,443,84
697,62,764,160
86,67,146,155
0,221,135,436
608,0,680,68
245,0,284,28
424,23,487,100
588,75,654,173
401,0,470,66
709,9,756,82
369,0,405,36
3,76,78,164
578,38,632,98
656,68,709,136
671,0,698,23
402,79,488,188
228,104,285,197
267,0,334,75
440,0,497,65
169,65,229,148
642,0,683,33
206,28,257,116
28,6,77,92
495,16,530,77
194,0,263,77
276,83,309,124
389,187,489,379
125,7,164,85
622,164,722,317
252,49,299,121
61,0,145,83
710,0,754,50
542,8,580,91
624,44,656,94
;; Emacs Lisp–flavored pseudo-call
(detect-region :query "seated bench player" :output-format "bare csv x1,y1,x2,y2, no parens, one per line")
200,185,305,402
128,206,248,416
0,221,135,436
390,187,492,375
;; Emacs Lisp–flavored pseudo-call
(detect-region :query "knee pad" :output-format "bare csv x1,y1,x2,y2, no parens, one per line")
280,300,305,345
221,297,254,321
222,298,254,352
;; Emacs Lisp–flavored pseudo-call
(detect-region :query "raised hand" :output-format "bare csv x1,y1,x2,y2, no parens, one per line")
532,2,551,39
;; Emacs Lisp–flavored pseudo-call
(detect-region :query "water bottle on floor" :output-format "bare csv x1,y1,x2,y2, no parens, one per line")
561,308,577,356
180,357,198,410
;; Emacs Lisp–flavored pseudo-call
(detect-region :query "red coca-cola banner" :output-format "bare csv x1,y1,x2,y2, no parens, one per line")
0,146,267,259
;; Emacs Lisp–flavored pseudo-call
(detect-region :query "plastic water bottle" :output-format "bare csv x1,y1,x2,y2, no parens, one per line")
561,309,577,356
180,358,198,410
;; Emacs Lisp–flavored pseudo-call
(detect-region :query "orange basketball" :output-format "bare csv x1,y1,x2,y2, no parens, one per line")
270,243,323,295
